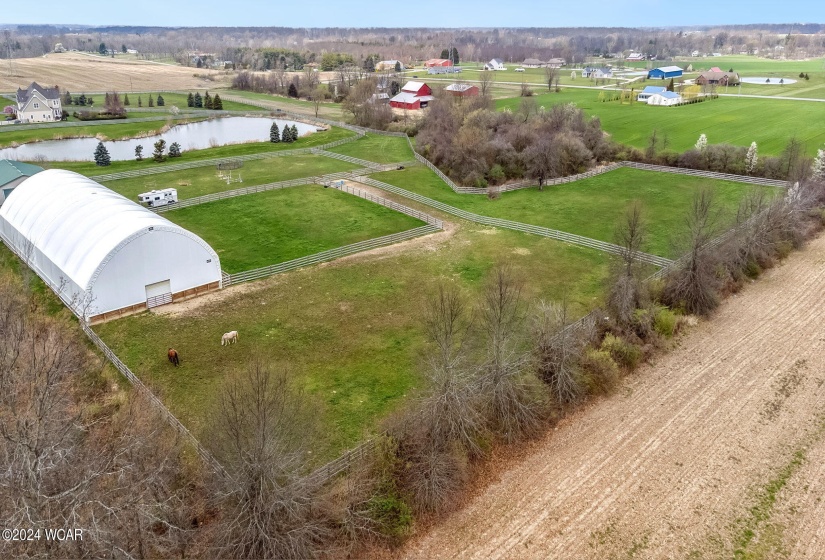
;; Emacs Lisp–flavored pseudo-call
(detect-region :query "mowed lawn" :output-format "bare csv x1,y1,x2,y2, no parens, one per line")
496,90,825,156
103,154,360,200
94,224,612,461
43,126,356,176
164,185,425,272
371,166,775,258
328,133,415,163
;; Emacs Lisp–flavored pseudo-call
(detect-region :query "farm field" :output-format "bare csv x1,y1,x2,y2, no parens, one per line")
0,51,230,93
370,166,774,258
102,154,361,200
223,90,348,119
496,90,825,155
402,233,825,560
163,184,425,272
327,133,415,163
95,224,612,461
42,125,357,176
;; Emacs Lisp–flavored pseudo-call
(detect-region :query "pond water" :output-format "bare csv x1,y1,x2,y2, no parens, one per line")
0,117,321,162
740,77,798,85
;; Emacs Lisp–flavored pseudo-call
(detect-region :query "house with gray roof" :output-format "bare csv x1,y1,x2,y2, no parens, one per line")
16,82,63,123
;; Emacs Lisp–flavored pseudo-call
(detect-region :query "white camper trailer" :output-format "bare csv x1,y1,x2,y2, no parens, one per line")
138,188,178,208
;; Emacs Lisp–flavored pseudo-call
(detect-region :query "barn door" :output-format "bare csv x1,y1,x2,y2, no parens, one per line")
145,280,172,308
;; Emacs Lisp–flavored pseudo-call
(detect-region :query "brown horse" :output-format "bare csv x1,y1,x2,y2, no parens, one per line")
168,348,180,367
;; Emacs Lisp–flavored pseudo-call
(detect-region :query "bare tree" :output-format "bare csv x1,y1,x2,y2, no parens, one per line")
477,266,547,442
478,69,494,98
310,86,326,118
211,357,328,559
544,65,558,92
663,188,722,316
608,202,648,326
531,300,588,406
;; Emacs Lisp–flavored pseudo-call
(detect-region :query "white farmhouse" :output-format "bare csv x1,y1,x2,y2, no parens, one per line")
484,58,506,71
646,91,683,106
16,82,62,123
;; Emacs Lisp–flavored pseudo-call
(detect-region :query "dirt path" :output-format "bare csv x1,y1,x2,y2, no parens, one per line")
402,234,825,560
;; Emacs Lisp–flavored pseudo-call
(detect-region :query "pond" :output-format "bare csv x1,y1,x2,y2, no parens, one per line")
0,117,321,162
740,77,798,85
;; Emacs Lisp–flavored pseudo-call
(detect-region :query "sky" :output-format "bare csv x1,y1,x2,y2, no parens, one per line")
2,0,824,28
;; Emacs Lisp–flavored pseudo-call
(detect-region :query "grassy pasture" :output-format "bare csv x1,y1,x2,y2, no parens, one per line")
103,154,360,200
371,166,775,258
327,133,415,163
41,125,357,176
496,90,825,156
225,89,348,119
94,225,612,460
163,185,425,273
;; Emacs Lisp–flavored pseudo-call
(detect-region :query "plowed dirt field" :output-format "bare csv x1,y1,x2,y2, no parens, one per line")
402,234,825,560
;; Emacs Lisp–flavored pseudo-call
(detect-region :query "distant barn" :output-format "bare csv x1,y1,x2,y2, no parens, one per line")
445,83,479,97
0,170,222,322
390,81,434,110
648,66,683,79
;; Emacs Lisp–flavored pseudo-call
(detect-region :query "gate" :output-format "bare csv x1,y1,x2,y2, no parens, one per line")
145,280,172,308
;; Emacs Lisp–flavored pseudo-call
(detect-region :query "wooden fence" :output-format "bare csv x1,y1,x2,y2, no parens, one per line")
356,176,673,267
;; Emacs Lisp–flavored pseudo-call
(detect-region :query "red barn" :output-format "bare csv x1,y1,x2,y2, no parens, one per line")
445,83,479,97
424,58,452,68
390,81,434,110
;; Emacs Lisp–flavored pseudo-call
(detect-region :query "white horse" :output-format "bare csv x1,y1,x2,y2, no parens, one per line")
221,331,239,346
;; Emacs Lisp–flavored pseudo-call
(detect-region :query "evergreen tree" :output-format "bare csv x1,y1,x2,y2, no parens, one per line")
290,124,299,141
98,42,107,55
282,126,291,143
148,95,154,107
395,61,402,72
152,139,167,162
440,48,449,59
156,94,165,106
288,83,298,98
138,96,142,107
86,96,94,107
363,56,375,72
124,94,130,106
135,145,143,161
213,94,223,110
78,93,87,106
270,122,280,143
187,92,194,107
168,142,182,158
93,142,111,166
104,93,111,107
62,90,72,105
193,92,202,108
204,92,213,110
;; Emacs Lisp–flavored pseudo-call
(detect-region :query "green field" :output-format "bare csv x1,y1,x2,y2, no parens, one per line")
94,224,611,460
164,184,425,272
496,90,825,156
327,133,415,163
42,125,357,176
103,154,360,200
371,166,775,258
225,89,348,119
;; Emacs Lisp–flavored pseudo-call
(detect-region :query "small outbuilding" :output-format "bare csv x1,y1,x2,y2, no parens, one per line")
445,83,479,97
646,91,683,106
0,170,222,322
390,81,434,110
0,160,43,205
648,66,683,79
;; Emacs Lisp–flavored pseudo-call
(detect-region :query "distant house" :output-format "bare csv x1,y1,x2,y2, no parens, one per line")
16,82,62,123
0,160,43,205
583,66,613,79
547,58,565,68
376,59,405,71
390,81,434,110
523,58,544,68
696,70,740,86
646,91,683,106
648,66,683,79
484,58,506,71
626,52,644,61
424,59,452,68
445,83,479,97
637,85,667,102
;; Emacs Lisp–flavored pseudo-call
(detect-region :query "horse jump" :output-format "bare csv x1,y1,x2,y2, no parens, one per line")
221,331,239,346
168,348,180,367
